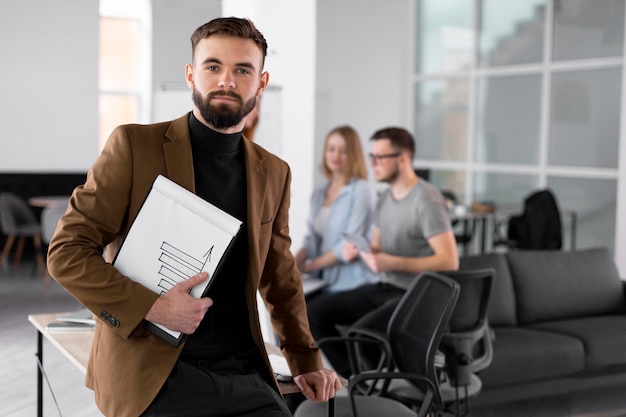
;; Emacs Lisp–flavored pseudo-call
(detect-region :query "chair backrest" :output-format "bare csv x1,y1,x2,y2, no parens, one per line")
440,268,494,333
438,269,495,387
0,192,39,234
41,205,67,244
508,188,562,250
386,271,460,408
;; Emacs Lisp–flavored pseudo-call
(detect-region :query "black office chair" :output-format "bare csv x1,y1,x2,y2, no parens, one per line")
384,269,494,417
0,192,45,274
294,271,461,417
438,269,494,416
494,188,562,250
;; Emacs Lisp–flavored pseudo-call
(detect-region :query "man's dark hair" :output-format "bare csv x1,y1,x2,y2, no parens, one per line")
371,127,415,159
191,17,268,65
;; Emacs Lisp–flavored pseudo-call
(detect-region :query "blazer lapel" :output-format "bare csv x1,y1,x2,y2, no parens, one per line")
163,113,195,193
243,139,268,288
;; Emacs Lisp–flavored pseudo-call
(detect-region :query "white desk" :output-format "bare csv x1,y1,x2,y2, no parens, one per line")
29,312,341,416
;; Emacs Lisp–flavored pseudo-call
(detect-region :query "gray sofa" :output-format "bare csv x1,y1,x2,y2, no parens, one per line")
458,247,626,405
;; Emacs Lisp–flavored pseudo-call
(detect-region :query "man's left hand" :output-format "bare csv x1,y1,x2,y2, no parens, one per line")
293,368,342,402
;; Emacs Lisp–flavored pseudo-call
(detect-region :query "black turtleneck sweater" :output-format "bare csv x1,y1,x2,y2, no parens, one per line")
180,113,262,375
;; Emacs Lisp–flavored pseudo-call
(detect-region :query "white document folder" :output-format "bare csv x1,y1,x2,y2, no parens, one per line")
112,174,242,347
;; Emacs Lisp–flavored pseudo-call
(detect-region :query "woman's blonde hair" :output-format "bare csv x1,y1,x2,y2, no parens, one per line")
322,125,368,180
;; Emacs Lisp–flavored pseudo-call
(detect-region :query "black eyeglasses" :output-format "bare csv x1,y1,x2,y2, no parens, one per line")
368,152,402,164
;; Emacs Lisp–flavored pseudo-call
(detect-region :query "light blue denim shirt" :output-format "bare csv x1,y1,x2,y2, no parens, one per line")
301,177,380,292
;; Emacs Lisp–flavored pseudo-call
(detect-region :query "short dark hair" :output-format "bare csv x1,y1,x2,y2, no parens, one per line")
190,17,268,66
371,127,415,159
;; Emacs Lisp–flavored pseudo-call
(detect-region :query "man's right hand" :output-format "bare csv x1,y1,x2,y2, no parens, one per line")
145,272,213,334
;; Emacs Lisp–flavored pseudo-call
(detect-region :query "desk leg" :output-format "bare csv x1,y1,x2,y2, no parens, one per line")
36,330,43,417
481,217,487,254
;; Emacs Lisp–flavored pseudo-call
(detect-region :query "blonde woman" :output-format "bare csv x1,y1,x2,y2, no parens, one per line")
295,125,379,294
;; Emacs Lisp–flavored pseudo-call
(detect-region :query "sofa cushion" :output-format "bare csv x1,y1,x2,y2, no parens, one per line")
507,248,625,325
459,253,516,326
533,315,626,370
479,327,585,387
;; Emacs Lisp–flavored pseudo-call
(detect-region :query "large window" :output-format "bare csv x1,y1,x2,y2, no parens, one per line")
412,0,624,252
99,0,150,149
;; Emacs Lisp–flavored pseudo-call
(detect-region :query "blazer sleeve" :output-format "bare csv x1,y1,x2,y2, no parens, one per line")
257,167,323,376
47,125,162,339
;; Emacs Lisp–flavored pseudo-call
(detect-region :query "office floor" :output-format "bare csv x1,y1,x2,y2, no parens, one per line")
0,261,101,417
2,259,626,417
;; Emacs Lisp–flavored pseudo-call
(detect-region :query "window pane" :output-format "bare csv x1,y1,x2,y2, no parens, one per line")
549,68,621,168
475,75,542,163
553,0,624,61
479,0,545,67
415,79,469,161
99,94,138,148
100,17,140,91
430,170,467,202
473,172,538,207
548,177,616,252
417,0,473,73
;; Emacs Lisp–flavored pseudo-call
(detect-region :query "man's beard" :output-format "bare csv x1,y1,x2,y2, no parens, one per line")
378,166,400,184
193,89,257,130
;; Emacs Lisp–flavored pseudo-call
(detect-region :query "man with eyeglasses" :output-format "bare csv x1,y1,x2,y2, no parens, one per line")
306,127,459,377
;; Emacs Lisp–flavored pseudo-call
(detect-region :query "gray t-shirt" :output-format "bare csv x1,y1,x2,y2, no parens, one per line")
377,179,451,289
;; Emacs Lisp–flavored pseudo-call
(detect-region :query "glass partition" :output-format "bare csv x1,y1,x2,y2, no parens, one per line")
475,74,542,163
472,172,538,207
553,0,624,61
479,0,546,66
415,79,469,160
549,68,621,168
416,0,473,73
548,176,617,252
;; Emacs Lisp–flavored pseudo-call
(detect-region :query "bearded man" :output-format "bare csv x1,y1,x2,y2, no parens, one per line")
47,17,340,417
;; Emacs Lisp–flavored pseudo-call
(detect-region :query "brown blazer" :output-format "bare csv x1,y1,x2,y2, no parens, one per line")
47,114,322,417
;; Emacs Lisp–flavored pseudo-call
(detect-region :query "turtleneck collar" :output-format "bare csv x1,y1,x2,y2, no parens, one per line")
188,112,243,154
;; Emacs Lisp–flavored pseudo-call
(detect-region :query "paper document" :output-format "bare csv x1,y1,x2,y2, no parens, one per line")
46,322,94,332
269,353,292,377
113,175,242,347
57,307,96,326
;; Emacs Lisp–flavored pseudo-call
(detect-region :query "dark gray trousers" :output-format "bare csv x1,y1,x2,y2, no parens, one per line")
140,361,292,417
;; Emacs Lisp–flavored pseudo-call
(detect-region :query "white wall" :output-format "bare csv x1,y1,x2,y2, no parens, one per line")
223,0,317,250
0,0,99,172
315,0,412,184
151,0,221,94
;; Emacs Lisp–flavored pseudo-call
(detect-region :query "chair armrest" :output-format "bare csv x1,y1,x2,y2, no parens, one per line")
316,334,393,395
317,332,393,375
